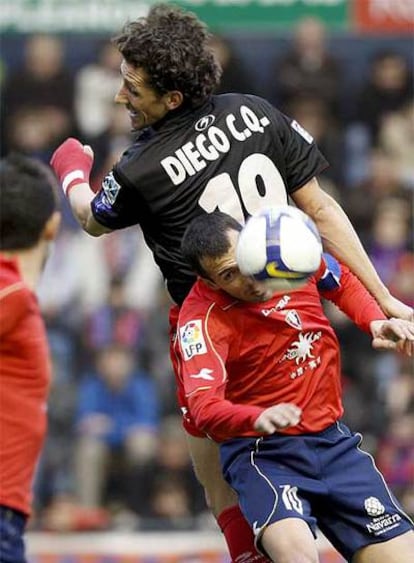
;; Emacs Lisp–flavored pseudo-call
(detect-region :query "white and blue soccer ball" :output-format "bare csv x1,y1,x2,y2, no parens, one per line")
236,206,323,290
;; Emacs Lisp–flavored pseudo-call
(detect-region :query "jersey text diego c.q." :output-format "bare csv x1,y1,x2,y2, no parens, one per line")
160,105,270,186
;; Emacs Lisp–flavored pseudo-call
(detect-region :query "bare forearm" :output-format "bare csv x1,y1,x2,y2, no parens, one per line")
67,183,111,236
293,178,413,320
292,179,389,303
49,138,111,237
314,195,390,302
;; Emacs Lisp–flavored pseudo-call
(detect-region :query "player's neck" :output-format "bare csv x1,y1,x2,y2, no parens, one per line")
2,242,49,291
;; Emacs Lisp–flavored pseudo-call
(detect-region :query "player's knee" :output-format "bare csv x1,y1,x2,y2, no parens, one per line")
186,434,237,514
204,480,238,516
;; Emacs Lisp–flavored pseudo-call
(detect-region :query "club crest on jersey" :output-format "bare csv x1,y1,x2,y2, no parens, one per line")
284,310,302,330
179,320,207,360
102,171,121,205
195,114,215,131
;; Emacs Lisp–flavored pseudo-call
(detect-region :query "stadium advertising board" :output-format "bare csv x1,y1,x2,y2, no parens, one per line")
1,0,349,33
352,0,414,33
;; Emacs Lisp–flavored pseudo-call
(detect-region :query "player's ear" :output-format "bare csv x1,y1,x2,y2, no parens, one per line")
164,90,184,111
42,211,61,242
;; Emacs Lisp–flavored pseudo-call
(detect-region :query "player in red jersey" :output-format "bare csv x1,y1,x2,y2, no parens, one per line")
0,154,60,562
176,211,414,563
49,4,413,561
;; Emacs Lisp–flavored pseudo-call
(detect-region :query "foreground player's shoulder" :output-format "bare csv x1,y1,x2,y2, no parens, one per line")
112,129,157,187
178,282,235,359
179,281,234,324
213,92,276,118
0,258,33,336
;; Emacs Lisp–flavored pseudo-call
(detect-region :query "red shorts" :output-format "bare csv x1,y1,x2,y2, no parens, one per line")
169,305,206,438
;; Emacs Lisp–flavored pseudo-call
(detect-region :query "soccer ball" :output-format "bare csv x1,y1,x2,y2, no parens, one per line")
236,206,323,291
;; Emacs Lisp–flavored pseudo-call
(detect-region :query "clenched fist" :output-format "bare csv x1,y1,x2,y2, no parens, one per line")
50,138,94,196
254,403,302,435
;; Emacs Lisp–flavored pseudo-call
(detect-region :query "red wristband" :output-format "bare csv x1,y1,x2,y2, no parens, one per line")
50,138,93,197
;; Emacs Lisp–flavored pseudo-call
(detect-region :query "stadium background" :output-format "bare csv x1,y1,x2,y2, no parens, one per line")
1,1,413,561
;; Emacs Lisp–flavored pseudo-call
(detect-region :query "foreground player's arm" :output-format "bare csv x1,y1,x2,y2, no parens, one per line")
369,319,414,355
187,385,300,441
292,177,413,321
317,254,414,355
253,404,302,435
50,138,112,236
178,309,299,441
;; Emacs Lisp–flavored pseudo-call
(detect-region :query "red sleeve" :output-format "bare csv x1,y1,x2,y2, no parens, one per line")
188,392,264,442
0,283,27,338
319,261,386,333
178,299,264,442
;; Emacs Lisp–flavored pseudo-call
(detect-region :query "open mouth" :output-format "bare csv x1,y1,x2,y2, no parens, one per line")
126,104,140,117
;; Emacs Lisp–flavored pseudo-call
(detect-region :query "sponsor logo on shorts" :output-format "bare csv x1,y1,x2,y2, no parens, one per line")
365,496,385,517
179,320,207,360
364,497,402,536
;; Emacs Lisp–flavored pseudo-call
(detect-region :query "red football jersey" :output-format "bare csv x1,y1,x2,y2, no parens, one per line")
0,256,51,515
176,258,386,442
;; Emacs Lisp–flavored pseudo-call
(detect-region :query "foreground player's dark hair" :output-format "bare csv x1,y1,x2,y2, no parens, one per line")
0,153,58,250
181,211,242,278
112,3,221,107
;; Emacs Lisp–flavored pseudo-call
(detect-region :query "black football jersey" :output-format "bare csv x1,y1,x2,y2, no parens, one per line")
91,93,328,305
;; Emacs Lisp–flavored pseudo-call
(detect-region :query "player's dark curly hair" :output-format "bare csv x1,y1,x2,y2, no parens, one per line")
112,3,221,108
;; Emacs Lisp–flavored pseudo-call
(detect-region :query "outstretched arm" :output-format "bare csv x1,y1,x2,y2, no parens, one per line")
370,318,414,356
50,138,112,236
292,177,413,321
317,254,414,356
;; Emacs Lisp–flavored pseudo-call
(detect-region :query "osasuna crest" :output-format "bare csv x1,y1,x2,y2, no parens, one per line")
102,171,122,205
284,310,302,330
179,320,207,360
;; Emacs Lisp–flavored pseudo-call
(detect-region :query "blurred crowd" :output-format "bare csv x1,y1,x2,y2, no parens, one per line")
0,19,413,533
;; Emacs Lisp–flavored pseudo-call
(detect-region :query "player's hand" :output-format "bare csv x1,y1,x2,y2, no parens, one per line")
370,318,414,356
50,138,94,196
377,294,414,322
254,403,302,435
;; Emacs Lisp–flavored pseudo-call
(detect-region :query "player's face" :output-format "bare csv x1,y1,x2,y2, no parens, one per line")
115,60,179,130
201,230,275,303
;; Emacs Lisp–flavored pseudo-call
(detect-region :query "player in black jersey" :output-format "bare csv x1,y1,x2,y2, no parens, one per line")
50,4,413,562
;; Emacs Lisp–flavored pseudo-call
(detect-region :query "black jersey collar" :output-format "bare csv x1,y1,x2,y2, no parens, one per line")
151,97,214,133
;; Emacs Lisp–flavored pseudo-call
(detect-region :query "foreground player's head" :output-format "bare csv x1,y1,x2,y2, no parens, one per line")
181,212,274,303
112,3,221,130
0,153,60,252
